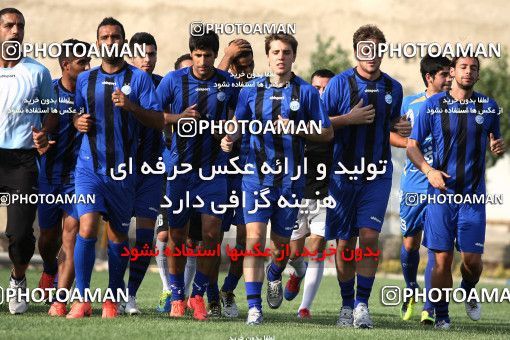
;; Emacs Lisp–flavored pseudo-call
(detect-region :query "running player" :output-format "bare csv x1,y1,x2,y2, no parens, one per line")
391,55,451,324
157,27,239,321
117,31,164,315
322,25,410,329
221,33,333,325
36,39,91,316
284,69,334,319
67,17,163,319
407,56,505,329
0,7,58,315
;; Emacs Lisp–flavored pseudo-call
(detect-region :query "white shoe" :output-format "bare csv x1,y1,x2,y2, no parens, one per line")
336,306,353,327
434,319,451,329
220,291,239,318
9,275,28,315
465,300,481,321
246,307,263,325
353,303,373,329
265,264,283,309
125,295,141,315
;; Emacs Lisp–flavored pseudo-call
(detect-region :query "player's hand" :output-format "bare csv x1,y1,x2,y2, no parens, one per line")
426,168,450,191
112,88,134,111
490,133,506,156
178,104,201,120
347,99,375,124
274,115,290,134
224,39,252,60
32,126,55,153
221,134,234,153
394,116,412,137
74,113,94,133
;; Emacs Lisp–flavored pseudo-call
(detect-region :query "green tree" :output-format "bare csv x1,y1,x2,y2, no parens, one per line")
476,52,510,167
307,35,351,80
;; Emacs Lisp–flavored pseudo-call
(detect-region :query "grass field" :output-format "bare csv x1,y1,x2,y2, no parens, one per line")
0,269,509,340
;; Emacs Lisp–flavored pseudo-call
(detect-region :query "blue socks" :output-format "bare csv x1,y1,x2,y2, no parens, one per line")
207,282,220,303
169,273,185,301
267,262,284,282
400,245,420,289
74,235,97,296
246,282,262,310
222,272,241,292
191,270,209,297
355,274,375,307
43,259,58,276
127,228,154,297
423,249,435,313
339,277,355,308
107,239,130,299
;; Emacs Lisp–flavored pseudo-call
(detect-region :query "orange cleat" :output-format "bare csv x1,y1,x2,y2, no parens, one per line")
169,300,186,318
102,300,118,318
187,295,208,321
38,272,56,300
48,302,67,316
66,302,92,319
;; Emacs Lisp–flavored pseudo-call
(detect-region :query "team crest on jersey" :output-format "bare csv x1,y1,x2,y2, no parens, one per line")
290,100,300,111
121,85,132,95
217,91,226,102
475,115,484,124
385,93,392,104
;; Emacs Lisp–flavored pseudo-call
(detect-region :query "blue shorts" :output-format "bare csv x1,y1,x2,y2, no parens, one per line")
75,167,135,234
325,178,391,240
423,201,485,254
222,176,244,231
166,172,228,229
242,180,302,238
38,179,79,229
134,174,163,220
399,190,427,237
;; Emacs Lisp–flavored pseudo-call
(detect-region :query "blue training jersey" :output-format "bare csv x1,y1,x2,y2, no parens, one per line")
400,92,433,193
410,91,501,195
38,78,81,185
157,66,239,174
74,63,162,175
235,74,331,189
136,73,164,172
322,67,403,182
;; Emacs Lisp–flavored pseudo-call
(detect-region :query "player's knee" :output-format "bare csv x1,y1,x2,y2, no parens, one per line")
8,235,36,265
169,228,186,245
359,228,379,246
156,230,168,242
463,256,483,272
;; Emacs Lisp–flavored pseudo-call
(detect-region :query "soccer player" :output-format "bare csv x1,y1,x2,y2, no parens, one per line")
0,7,58,315
154,53,194,313
284,69,335,319
221,33,333,325
407,56,505,329
116,32,164,315
157,27,239,321
207,38,255,318
35,39,91,316
391,55,451,324
322,25,410,329
67,17,163,319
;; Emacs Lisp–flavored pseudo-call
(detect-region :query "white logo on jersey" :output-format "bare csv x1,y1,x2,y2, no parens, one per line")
290,100,300,111
102,81,116,86
121,85,132,95
385,94,392,104
475,115,484,124
216,91,226,102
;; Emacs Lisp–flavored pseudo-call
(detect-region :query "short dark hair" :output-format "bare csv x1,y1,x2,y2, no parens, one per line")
174,53,192,70
0,7,24,21
58,39,90,68
229,39,253,64
97,17,125,40
419,55,451,87
264,34,298,55
311,69,335,81
352,24,386,50
129,32,157,55
451,56,480,70
189,26,219,54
